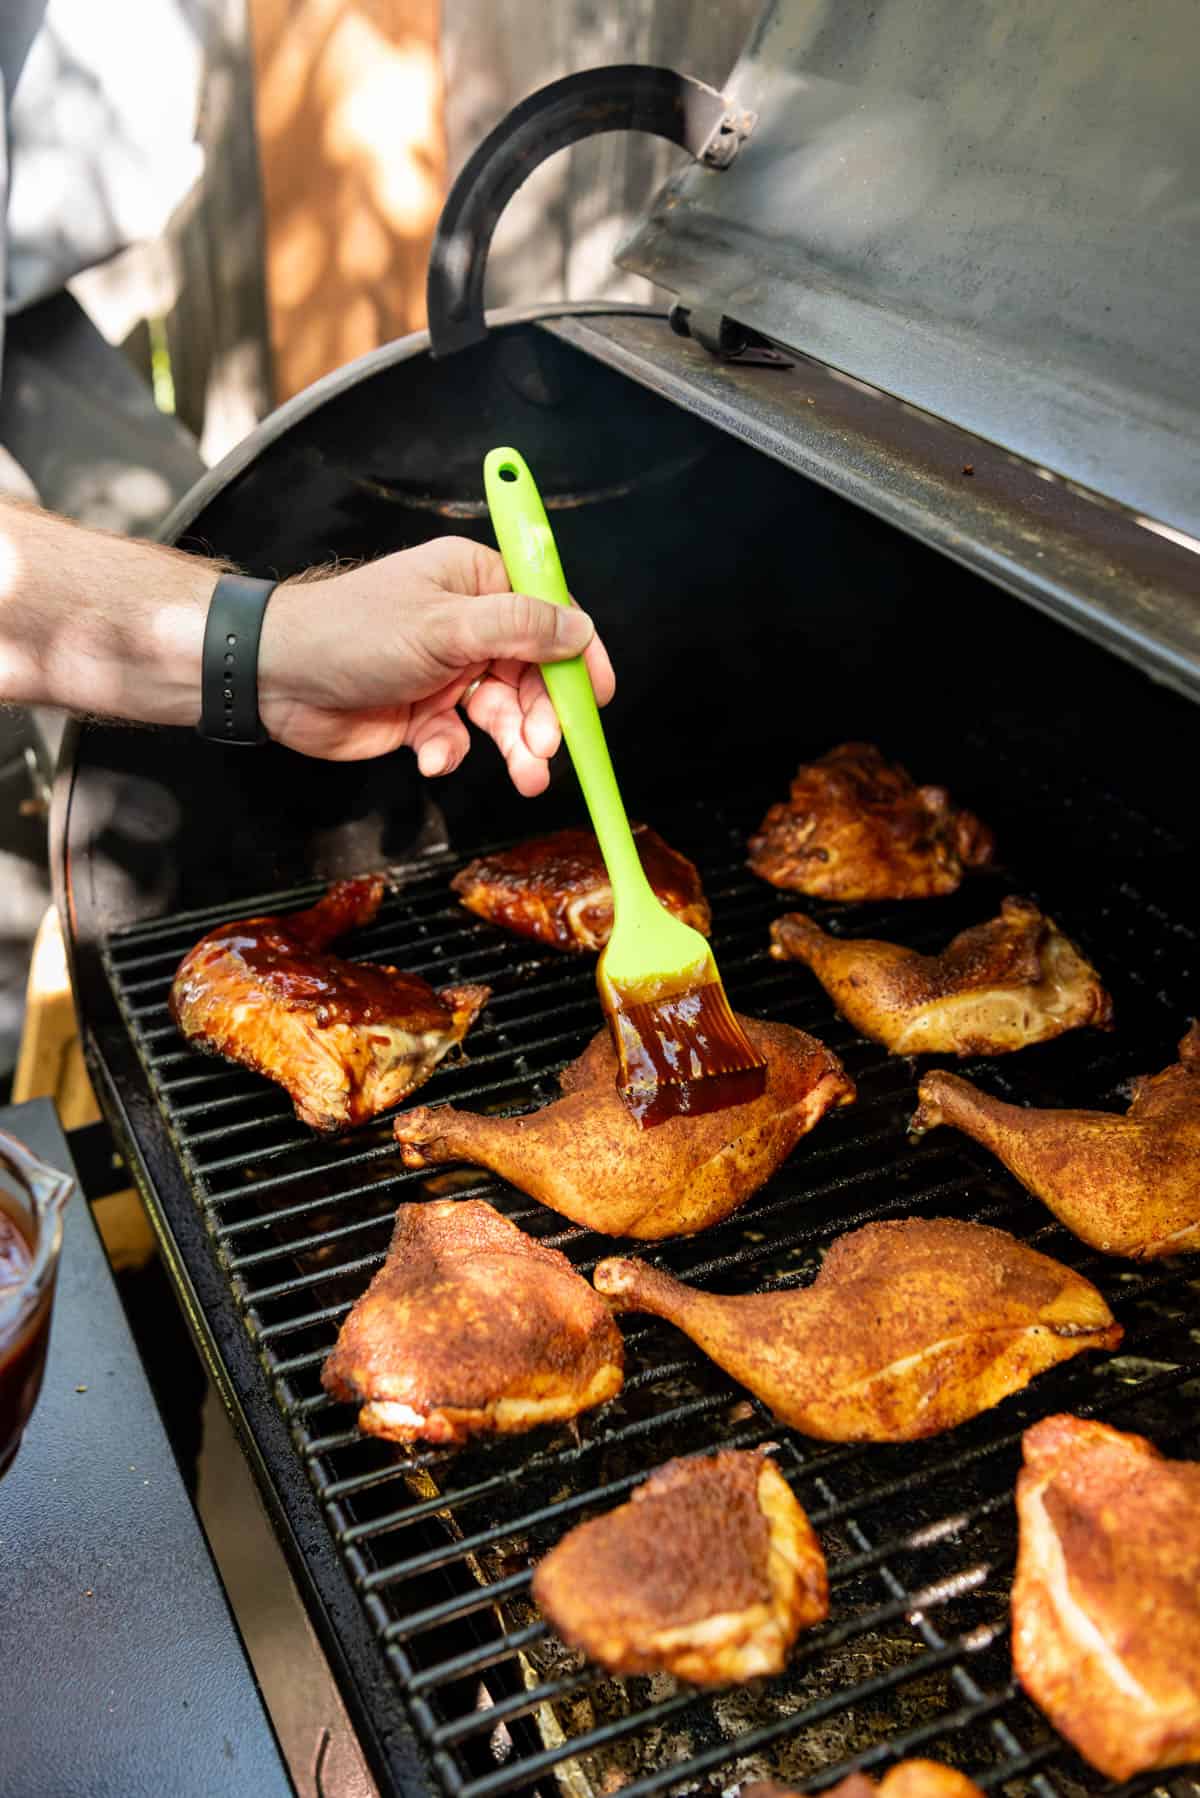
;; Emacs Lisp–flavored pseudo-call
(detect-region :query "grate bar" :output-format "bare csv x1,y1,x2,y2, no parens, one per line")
455,1629,1002,1798
358,1397,750,1591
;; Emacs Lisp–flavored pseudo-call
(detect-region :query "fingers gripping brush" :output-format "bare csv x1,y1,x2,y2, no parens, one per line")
484,447,767,1127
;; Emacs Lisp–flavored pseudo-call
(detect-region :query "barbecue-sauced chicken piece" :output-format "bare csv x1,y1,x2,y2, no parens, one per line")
321,1199,623,1444
170,877,488,1132
744,1759,986,1798
451,824,711,952
910,1024,1200,1257
1012,1413,1200,1780
532,1450,827,1683
594,1218,1120,1440
748,742,994,900
395,1018,853,1239
771,898,1112,1056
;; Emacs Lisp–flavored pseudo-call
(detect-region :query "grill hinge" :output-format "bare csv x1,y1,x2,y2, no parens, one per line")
667,302,794,366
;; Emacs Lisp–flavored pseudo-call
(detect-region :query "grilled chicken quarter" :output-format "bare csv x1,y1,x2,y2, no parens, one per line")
1013,1413,1200,1779
395,1015,854,1239
595,1218,1121,1440
533,1450,828,1684
451,823,711,953
322,1199,624,1445
170,876,488,1132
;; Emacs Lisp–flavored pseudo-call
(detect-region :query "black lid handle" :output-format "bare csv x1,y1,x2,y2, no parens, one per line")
427,64,754,359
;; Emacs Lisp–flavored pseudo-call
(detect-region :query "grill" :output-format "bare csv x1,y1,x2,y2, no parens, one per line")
99,760,1200,1798
57,9,1200,1789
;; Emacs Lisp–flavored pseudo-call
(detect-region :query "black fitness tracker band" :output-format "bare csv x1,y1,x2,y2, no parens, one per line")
198,573,277,744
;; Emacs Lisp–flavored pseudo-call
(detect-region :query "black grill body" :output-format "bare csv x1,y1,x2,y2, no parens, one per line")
58,315,1200,1798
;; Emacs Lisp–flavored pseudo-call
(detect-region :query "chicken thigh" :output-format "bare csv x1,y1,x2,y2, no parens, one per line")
910,1024,1200,1257
748,743,994,900
594,1218,1120,1440
394,1017,854,1239
744,1761,986,1798
532,1450,828,1684
1013,1413,1200,1780
771,898,1112,1056
322,1199,624,1444
451,824,711,952
171,876,488,1132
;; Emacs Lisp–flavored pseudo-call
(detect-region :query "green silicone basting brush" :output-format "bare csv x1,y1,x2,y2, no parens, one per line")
483,446,766,1126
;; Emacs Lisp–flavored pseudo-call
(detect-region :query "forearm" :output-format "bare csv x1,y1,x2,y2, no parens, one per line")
0,499,223,726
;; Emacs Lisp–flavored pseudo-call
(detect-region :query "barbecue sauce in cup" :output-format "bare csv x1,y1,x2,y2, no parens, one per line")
0,1134,71,1478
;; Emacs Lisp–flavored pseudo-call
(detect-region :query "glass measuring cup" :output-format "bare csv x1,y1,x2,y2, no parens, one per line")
0,1130,74,1478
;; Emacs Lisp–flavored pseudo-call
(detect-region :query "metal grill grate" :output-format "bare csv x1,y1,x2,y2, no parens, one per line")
103,793,1200,1798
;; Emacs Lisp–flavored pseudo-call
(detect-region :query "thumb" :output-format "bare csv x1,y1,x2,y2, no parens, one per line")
448,591,594,666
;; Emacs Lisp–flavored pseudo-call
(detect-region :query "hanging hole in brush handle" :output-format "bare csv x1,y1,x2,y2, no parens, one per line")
427,65,756,358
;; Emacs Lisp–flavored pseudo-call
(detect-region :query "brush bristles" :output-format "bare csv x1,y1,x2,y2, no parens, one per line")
604,978,768,1127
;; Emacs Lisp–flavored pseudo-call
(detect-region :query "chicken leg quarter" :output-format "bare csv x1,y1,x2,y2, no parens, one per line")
770,897,1111,1056
170,876,488,1131
910,1024,1200,1257
532,1450,828,1684
1012,1413,1200,1779
395,1016,854,1239
322,1199,624,1444
594,1218,1120,1440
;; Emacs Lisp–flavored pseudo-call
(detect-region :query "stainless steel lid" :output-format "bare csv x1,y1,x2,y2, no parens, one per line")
619,0,1200,541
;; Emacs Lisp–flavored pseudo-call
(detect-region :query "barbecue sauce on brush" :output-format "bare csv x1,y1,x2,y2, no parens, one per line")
0,1199,49,1476
610,983,769,1128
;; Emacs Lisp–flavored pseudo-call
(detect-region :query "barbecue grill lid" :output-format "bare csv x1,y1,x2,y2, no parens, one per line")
619,0,1200,542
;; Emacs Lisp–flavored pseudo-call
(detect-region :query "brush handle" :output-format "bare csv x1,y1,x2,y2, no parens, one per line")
483,447,652,905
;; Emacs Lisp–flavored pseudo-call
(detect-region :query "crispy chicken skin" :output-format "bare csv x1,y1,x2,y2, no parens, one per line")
1012,1413,1200,1780
743,1761,986,1798
395,1017,854,1239
595,1218,1120,1441
748,743,994,901
910,1024,1200,1257
451,824,711,952
170,877,488,1133
532,1450,827,1684
321,1199,624,1444
771,898,1112,1056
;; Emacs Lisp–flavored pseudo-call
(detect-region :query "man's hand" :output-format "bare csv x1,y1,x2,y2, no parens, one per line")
256,537,614,793
0,501,611,796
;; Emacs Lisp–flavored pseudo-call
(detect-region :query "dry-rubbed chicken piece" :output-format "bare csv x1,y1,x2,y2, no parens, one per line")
395,1017,853,1239
771,898,1112,1056
1013,1413,1200,1780
171,877,488,1132
594,1218,1120,1440
532,1450,827,1683
744,1760,986,1798
910,1024,1200,1258
748,742,994,900
451,824,711,952
321,1199,623,1444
